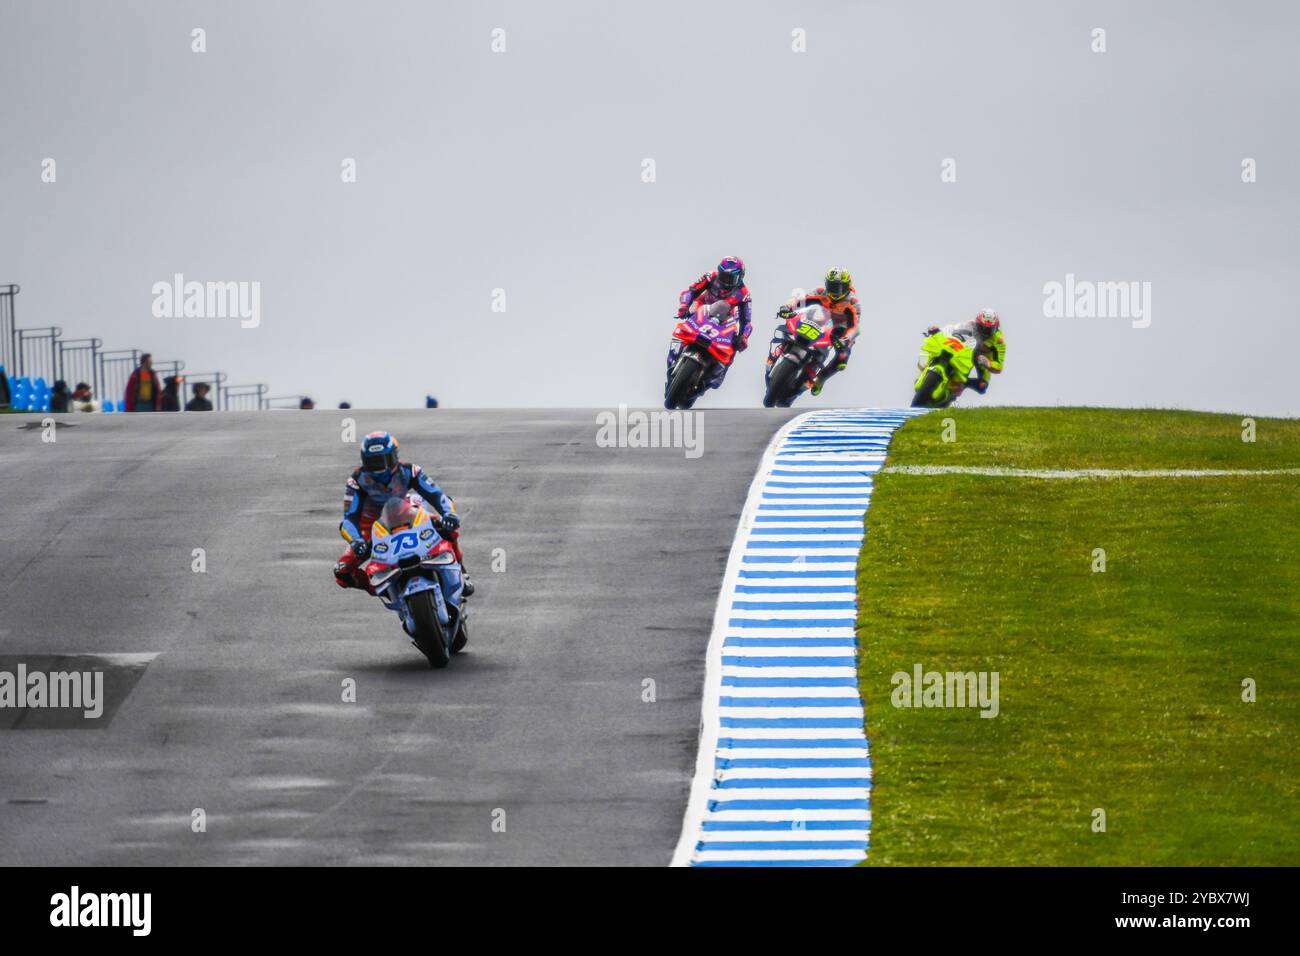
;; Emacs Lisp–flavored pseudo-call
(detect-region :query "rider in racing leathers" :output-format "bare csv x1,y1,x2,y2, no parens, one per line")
333,431,474,596
668,255,753,400
923,308,1006,396
769,268,861,396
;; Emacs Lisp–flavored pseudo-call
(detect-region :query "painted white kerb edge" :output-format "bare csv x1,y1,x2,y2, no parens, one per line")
670,408,924,867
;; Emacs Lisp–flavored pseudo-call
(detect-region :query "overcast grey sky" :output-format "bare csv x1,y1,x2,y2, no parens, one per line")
2,1,1297,413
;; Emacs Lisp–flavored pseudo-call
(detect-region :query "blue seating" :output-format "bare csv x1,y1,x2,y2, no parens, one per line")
102,402,114,413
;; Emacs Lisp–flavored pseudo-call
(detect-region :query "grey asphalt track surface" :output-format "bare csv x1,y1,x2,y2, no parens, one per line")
0,409,799,865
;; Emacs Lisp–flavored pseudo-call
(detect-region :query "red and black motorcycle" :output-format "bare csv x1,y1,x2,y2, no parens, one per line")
763,303,836,408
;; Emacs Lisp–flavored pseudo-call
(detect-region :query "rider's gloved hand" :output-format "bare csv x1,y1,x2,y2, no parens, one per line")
349,539,371,560
734,336,748,352
438,512,461,532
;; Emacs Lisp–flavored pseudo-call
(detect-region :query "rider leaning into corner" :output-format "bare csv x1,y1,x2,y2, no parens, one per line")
925,308,1007,396
669,255,754,396
770,268,862,396
333,431,474,597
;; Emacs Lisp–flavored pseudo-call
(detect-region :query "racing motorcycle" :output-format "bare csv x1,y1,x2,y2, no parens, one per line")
911,327,978,408
363,494,468,668
665,299,742,409
763,303,836,408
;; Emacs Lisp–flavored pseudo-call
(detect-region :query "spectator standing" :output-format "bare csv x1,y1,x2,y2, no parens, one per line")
186,382,214,411
160,375,182,412
124,354,161,412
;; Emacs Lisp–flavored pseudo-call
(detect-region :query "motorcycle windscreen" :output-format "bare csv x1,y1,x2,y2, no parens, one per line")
378,495,421,530
694,299,738,331
371,499,439,565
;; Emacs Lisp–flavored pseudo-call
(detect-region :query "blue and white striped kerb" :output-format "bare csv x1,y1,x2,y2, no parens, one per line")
671,408,928,867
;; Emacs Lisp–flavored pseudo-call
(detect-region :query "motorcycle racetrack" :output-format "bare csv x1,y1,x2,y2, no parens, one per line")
0,409,799,865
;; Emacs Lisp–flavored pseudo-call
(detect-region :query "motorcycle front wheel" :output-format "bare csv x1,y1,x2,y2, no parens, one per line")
409,589,452,669
666,352,705,409
912,367,946,408
764,353,803,408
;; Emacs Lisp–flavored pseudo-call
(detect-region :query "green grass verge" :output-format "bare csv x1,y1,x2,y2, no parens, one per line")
857,408,1300,865
886,406,1300,470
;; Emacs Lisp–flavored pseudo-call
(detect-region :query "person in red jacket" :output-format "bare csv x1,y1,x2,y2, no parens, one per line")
124,354,161,412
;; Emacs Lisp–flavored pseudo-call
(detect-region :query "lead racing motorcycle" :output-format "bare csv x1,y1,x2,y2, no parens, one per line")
664,299,742,409
911,326,981,408
763,303,836,408
363,494,468,668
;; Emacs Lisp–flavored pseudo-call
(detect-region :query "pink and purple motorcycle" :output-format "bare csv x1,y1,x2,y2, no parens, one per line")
664,299,742,409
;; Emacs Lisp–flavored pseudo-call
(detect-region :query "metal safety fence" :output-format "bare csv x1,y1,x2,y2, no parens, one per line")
56,337,103,395
0,284,18,376
263,394,311,410
97,349,141,409
181,371,228,410
220,383,268,411
14,326,62,383
3,282,277,412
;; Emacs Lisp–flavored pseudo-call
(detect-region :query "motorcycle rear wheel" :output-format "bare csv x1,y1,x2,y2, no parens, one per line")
409,589,451,669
